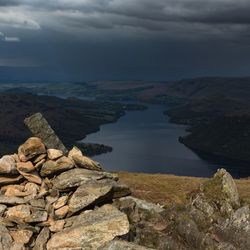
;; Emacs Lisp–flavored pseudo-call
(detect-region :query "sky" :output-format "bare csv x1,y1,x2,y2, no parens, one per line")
0,0,250,81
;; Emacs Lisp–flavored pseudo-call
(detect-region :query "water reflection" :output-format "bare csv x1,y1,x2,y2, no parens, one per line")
82,104,223,177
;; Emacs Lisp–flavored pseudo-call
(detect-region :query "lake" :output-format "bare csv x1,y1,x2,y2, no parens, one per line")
82,104,229,177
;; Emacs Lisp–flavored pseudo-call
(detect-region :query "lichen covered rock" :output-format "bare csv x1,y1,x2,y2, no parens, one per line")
0,136,133,249
47,205,129,250
202,168,240,208
18,137,46,162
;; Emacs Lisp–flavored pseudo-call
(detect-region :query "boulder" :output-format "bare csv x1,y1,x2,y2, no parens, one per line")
53,196,68,210
192,194,214,217
6,205,31,223
115,196,164,223
16,161,35,173
52,168,118,191
24,182,40,198
99,178,131,198
29,199,46,209
40,156,74,177
202,168,240,208
214,206,250,249
17,170,42,185
49,220,65,232
33,227,50,250
6,204,47,224
25,207,48,223
68,146,102,171
0,225,13,250
55,205,69,219
176,215,216,249
18,137,46,162
47,205,129,250
68,180,113,215
2,185,27,197
0,196,25,205
0,155,18,175
9,229,33,244
47,149,63,160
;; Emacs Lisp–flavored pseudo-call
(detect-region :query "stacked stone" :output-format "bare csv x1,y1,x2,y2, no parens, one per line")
0,137,141,250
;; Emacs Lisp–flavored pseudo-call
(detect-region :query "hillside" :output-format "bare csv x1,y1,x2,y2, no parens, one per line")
0,93,132,155
2,77,250,104
3,78,250,164
161,78,250,164
118,172,250,207
165,95,250,164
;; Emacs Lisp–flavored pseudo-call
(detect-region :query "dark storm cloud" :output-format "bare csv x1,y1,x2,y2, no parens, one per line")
0,0,20,6
1,0,250,80
47,1,250,30
2,1,250,30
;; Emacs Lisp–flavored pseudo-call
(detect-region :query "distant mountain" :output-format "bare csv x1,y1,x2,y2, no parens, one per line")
164,78,250,163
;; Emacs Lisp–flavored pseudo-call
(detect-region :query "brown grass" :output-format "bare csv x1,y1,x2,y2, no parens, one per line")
118,172,250,207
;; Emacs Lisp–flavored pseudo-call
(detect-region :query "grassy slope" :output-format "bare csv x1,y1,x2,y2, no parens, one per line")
118,172,250,207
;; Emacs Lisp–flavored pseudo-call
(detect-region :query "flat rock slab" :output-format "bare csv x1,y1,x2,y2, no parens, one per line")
40,157,74,177
6,205,48,224
0,195,25,205
118,196,165,214
0,176,23,187
99,178,131,199
99,240,156,250
52,168,118,191
47,204,129,250
24,113,67,154
33,227,50,250
68,180,113,215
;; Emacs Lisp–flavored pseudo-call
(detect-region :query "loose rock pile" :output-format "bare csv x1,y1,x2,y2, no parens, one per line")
116,169,250,250
0,137,146,250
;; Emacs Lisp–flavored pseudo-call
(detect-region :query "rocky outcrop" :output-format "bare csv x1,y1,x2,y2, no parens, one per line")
47,205,129,249
68,146,102,171
114,168,250,250
0,137,132,249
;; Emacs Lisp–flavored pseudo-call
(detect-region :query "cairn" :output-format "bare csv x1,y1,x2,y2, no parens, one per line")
0,137,139,249
0,113,154,249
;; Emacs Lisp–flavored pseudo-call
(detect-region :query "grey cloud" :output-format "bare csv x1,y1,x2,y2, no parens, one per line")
0,31,20,42
0,9,40,30
2,0,250,30
46,1,250,39
1,0,250,81
0,0,20,6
